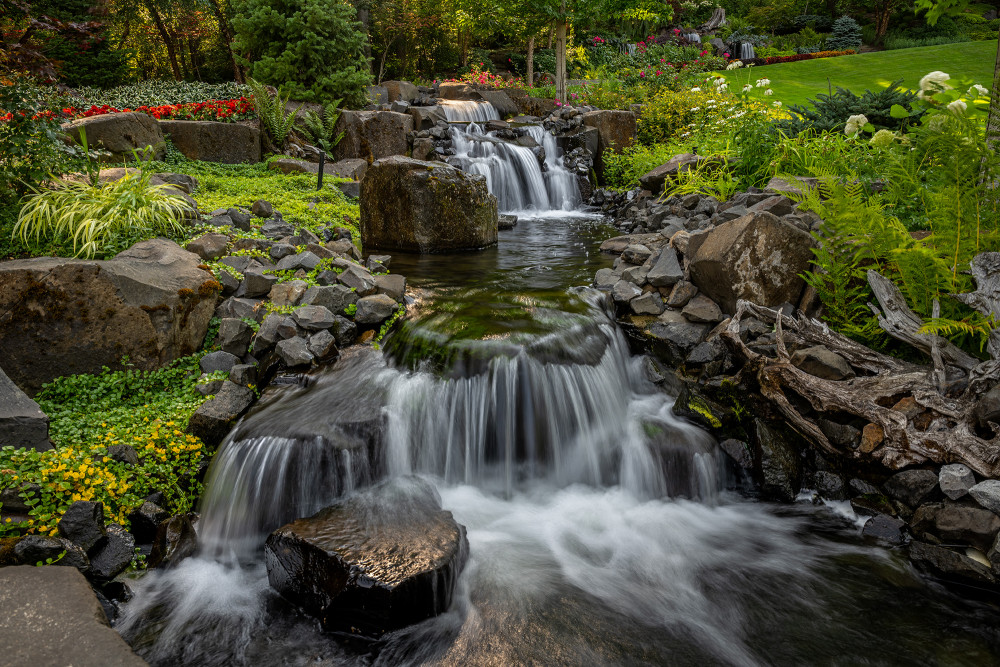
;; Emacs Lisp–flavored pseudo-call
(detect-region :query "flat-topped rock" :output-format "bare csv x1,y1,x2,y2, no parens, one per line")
0,365,50,450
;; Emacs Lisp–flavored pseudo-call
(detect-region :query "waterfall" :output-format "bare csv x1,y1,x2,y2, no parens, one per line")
739,41,755,60
440,100,581,213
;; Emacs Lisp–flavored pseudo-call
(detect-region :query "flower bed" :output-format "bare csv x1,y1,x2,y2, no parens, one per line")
740,49,857,67
2,97,255,123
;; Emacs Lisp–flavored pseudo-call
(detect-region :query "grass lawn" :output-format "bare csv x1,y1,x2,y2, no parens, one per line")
724,40,997,108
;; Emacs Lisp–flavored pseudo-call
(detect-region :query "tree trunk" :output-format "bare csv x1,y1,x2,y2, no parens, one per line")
527,35,534,87
555,5,567,103
208,0,244,83
147,2,182,80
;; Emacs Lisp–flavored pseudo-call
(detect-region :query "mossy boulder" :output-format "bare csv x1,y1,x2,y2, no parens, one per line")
360,156,498,253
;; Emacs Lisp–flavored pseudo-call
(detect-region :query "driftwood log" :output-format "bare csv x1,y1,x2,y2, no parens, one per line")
721,253,1000,477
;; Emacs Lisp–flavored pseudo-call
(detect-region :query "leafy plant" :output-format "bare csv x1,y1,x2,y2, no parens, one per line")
13,170,192,258
776,82,922,135
296,100,346,154
247,78,301,151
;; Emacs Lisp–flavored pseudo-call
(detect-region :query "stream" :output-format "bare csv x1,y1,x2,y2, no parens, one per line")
115,104,1000,667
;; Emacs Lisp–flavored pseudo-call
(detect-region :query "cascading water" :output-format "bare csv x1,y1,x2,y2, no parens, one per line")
441,100,580,213
115,108,1000,667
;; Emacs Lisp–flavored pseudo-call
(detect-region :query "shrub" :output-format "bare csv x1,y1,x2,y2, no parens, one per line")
14,170,191,258
232,0,372,107
826,16,863,51
73,81,251,109
0,78,83,205
776,81,922,135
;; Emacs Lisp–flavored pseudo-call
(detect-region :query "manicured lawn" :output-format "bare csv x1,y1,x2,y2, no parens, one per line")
724,40,997,108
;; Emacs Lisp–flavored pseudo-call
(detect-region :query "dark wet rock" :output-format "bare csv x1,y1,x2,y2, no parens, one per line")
251,199,273,218
884,469,939,508
612,280,642,304
269,281,308,307
339,265,377,295
817,419,861,449
850,478,881,496
645,318,709,365
254,314,285,352
107,444,139,466
197,377,224,396
242,269,278,299
0,365,50,451
215,296,261,321
631,292,664,315
88,524,135,581
330,316,358,348
375,274,407,302
308,330,339,360
276,337,314,367
148,515,198,569
14,535,89,571
911,500,1000,552
361,157,498,253
719,438,752,469
276,251,322,272
646,247,683,288
265,477,468,636
688,211,816,313
270,243,297,262
666,280,698,308
332,110,413,161
686,338,725,366
974,386,1000,430
498,214,518,230
909,541,996,585
302,285,358,314
851,494,896,517
128,501,171,544
185,233,229,261
940,464,976,501
293,305,337,331
622,244,652,265
682,295,723,324
638,154,703,194
217,318,253,357
187,381,256,448
57,501,106,553
0,565,147,666
355,294,399,325
862,513,906,545
790,345,854,381
200,350,240,375
276,316,300,340
755,420,802,502
229,363,258,388
970,480,1000,515
594,268,620,289
813,471,847,500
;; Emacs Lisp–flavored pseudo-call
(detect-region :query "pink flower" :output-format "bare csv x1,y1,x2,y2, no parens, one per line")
639,71,645,77
660,58,665,63
555,101,562,106
724,52,729,58
673,28,681,34
701,50,708,56
656,70,661,75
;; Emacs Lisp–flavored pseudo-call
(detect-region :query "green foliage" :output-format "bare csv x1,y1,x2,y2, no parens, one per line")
232,0,373,107
247,78,301,150
296,100,346,154
1,355,210,538
13,170,191,258
73,81,251,109
776,81,923,135
602,143,681,189
0,78,84,206
664,159,742,201
826,16,863,51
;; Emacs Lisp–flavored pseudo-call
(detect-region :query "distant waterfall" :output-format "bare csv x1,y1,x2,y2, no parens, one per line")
440,100,581,213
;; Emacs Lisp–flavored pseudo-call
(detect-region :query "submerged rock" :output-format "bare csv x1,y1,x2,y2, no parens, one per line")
264,477,468,636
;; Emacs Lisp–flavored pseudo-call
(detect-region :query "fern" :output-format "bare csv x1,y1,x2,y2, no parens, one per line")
296,100,346,154
662,159,741,202
247,78,301,149
918,314,996,352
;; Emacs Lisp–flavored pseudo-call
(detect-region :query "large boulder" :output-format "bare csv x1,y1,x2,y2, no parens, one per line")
688,211,816,314
383,80,419,103
408,105,448,131
581,110,636,183
0,565,147,666
0,239,219,394
0,365,50,450
476,90,519,118
639,154,704,194
332,111,413,161
265,477,469,636
158,120,260,164
437,82,477,100
361,156,498,252
62,111,165,161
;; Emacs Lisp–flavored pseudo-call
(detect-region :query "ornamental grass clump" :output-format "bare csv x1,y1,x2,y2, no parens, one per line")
13,170,191,258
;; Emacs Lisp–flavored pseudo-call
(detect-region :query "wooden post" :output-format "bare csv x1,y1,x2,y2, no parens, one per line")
555,1,567,103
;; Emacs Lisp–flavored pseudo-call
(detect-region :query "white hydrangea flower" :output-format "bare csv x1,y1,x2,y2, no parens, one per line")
690,87,701,92
726,61,743,70
948,99,967,114
918,70,951,99
969,84,989,97
844,113,868,135
869,129,895,148
764,89,774,96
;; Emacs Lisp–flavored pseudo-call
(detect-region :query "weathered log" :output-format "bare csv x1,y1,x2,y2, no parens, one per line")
722,300,1000,477
867,270,979,372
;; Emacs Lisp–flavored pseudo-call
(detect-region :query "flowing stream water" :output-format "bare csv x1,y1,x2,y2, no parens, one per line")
116,104,1000,666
